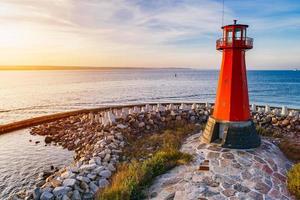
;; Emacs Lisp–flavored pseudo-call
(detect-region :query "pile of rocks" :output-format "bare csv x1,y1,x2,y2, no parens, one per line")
19,103,210,200
251,104,300,143
13,103,299,200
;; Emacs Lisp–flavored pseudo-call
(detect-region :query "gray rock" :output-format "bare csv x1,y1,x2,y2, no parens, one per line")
80,164,97,171
62,194,70,200
94,166,105,174
87,173,97,180
33,187,42,200
63,178,77,187
42,187,53,193
76,176,91,183
70,167,80,173
80,181,89,192
61,170,75,179
98,179,109,188
53,186,68,197
103,154,111,162
40,191,54,200
89,182,99,193
107,163,116,172
99,170,112,178
72,190,81,200
82,192,94,200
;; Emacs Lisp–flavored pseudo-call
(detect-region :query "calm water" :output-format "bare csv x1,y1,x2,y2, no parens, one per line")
0,129,74,199
0,69,299,125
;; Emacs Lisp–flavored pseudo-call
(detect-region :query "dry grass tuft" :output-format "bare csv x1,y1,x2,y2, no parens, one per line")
287,163,300,199
97,124,197,200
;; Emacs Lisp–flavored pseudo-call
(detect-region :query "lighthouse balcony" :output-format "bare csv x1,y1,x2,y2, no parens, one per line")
216,37,253,50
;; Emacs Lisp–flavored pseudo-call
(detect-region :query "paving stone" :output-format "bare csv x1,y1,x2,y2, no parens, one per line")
233,183,250,193
197,143,207,149
269,189,281,199
207,145,222,152
264,177,273,187
201,176,219,187
241,170,252,180
237,157,252,167
207,152,220,159
255,182,271,194
273,172,287,183
219,159,231,168
221,181,232,189
253,156,266,164
232,162,242,169
162,177,182,186
164,192,175,200
221,188,236,197
248,191,263,200
266,158,278,172
262,164,273,175
222,152,235,159
200,188,219,197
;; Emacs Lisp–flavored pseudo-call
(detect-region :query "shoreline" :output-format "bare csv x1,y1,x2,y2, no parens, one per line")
0,103,299,135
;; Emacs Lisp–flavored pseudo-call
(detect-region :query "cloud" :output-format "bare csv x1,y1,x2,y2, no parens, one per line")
0,0,299,68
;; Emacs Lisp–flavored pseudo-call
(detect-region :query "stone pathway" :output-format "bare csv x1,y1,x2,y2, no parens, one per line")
147,132,295,200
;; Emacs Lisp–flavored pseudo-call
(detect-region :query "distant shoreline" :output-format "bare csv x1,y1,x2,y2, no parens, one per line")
0,66,188,71
0,66,298,71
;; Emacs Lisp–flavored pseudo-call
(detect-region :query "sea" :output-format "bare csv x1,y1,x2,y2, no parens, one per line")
0,69,299,125
0,68,299,199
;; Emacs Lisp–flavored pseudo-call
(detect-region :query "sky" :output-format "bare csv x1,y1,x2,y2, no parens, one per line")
0,0,300,69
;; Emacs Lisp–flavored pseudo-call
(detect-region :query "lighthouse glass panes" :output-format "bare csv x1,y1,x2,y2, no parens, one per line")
226,28,233,43
235,28,242,40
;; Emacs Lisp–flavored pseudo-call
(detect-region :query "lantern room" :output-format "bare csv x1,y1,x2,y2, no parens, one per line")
216,20,253,50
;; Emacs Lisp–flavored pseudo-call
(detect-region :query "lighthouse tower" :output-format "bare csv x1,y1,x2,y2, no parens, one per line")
201,20,261,149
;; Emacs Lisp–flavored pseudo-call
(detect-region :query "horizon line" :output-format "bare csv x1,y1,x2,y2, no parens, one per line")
0,65,299,71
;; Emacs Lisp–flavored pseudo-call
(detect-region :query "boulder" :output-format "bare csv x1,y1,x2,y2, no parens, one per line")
89,182,99,193
63,179,77,187
72,190,81,200
53,186,68,197
32,187,42,200
98,179,109,188
40,191,54,200
99,170,112,178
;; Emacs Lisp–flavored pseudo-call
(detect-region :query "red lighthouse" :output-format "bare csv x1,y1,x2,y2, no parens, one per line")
201,20,261,149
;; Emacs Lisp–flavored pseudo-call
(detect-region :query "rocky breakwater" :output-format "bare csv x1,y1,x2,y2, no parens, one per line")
250,104,300,161
18,103,210,200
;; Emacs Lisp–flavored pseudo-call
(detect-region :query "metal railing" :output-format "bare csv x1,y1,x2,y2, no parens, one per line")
216,37,253,49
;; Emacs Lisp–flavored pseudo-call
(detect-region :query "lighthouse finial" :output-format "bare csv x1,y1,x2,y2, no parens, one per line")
234,19,237,24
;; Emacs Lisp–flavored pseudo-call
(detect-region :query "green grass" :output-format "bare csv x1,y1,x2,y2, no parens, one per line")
97,124,196,200
287,163,300,199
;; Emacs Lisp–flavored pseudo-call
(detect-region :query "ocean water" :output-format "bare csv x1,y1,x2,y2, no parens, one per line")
0,69,299,125
0,129,74,199
0,69,299,199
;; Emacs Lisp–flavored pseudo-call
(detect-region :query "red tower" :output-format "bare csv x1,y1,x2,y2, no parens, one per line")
201,20,261,149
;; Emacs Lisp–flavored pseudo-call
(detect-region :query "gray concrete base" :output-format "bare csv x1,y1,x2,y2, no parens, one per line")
201,117,261,149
